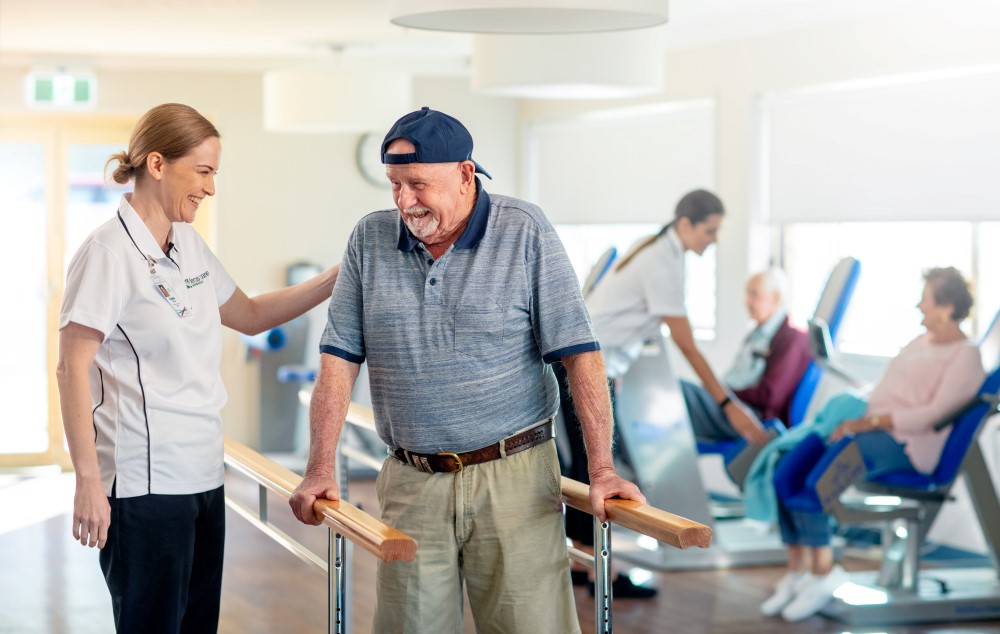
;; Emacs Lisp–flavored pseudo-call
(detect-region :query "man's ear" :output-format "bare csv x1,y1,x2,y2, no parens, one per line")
459,161,476,192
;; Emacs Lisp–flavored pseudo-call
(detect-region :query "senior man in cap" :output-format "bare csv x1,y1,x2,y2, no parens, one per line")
290,107,644,633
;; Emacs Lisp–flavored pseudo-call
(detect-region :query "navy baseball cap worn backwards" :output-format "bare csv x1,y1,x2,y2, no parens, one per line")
381,107,492,179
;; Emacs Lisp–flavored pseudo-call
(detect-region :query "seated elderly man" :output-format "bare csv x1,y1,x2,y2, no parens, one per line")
681,267,812,441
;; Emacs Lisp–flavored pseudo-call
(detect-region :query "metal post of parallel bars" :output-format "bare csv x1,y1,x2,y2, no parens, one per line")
328,442,350,633
593,518,613,633
329,528,347,633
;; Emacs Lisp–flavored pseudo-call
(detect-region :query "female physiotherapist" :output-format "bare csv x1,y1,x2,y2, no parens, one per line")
55,103,339,633
586,189,770,447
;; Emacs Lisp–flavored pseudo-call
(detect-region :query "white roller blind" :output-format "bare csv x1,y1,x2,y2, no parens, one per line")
525,101,715,224
764,68,1000,223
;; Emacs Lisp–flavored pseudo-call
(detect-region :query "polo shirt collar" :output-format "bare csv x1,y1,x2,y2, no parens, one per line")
396,177,492,252
118,193,174,259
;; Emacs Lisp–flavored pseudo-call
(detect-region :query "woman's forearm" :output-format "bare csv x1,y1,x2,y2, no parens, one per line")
56,324,105,482
221,263,339,335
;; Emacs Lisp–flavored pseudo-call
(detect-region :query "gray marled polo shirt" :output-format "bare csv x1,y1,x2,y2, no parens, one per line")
320,181,599,454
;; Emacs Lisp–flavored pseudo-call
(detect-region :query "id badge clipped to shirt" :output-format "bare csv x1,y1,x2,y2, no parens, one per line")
151,273,193,318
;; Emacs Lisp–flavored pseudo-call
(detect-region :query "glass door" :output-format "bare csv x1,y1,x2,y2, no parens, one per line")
0,117,135,468
0,129,53,464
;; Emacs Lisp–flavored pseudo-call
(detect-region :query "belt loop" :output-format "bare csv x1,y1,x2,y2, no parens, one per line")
499,436,507,460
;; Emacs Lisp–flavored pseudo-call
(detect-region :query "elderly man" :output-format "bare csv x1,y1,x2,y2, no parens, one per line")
681,267,812,441
290,107,643,633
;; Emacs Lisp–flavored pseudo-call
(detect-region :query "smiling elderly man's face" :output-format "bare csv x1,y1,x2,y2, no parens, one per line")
384,138,475,248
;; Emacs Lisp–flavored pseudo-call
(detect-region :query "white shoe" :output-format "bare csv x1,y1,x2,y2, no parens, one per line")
760,571,808,616
781,565,849,622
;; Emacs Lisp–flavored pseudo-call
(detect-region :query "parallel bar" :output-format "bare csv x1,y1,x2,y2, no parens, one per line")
561,476,712,549
224,437,417,562
341,445,387,472
223,496,327,572
345,402,378,433
567,546,596,569
343,402,713,550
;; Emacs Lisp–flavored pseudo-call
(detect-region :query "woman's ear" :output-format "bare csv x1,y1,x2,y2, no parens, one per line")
146,152,164,181
675,215,691,235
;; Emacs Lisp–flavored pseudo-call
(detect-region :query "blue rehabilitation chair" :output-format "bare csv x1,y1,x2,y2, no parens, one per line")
787,256,862,426
696,257,862,476
776,309,1000,593
581,246,617,298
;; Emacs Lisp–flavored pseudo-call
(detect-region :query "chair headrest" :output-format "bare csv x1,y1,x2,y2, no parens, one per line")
813,257,860,327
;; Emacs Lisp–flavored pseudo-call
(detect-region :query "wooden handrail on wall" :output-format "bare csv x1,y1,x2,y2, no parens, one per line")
223,437,417,562
339,401,712,550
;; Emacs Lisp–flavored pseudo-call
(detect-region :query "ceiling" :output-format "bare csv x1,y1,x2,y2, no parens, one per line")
0,0,948,72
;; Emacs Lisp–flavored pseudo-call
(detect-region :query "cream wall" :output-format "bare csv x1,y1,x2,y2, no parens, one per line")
1,64,517,445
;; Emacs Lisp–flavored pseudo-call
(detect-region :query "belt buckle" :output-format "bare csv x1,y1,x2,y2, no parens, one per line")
436,451,463,473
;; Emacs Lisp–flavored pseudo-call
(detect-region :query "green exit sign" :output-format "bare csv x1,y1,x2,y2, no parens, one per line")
27,72,97,108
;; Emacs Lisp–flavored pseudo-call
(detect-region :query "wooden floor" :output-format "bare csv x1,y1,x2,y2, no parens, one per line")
2,472,999,634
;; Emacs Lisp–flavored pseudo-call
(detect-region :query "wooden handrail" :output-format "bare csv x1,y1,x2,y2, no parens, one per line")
560,477,712,549
223,437,417,562
337,401,712,550
346,402,377,432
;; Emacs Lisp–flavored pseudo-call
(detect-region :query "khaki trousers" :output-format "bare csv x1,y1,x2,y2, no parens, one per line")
374,439,580,634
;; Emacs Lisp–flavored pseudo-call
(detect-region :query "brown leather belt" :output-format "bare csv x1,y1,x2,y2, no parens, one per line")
393,419,554,474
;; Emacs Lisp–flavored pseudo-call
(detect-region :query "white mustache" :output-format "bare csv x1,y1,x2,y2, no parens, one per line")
403,206,432,218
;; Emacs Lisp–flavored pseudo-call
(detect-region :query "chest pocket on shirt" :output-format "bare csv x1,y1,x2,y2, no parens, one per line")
454,302,504,358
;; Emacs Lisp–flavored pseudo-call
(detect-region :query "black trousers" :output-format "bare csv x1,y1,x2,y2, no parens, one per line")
679,379,743,442
100,485,226,634
554,361,625,547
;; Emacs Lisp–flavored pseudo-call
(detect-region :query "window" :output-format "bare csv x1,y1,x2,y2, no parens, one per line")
555,223,717,339
782,222,994,356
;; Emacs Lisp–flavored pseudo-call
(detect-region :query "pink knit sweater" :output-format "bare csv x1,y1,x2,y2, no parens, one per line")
867,333,985,473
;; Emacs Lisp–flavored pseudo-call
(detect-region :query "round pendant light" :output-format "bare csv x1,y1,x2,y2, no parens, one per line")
389,0,669,34
263,68,412,133
472,30,665,99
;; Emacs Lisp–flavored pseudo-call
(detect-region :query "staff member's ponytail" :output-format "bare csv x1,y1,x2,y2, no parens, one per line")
615,189,724,272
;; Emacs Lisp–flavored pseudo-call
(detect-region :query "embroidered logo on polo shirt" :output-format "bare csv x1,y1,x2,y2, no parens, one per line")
185,271,210,288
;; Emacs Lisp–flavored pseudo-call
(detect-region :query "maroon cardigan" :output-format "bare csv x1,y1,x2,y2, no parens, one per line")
732,316,812,424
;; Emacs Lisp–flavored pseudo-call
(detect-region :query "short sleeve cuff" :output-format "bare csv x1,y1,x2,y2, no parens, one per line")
320,345,365,364
216,278,237,307
543,341,600,364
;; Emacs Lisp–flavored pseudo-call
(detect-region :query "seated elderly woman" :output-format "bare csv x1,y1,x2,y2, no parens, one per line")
681,267,812,441
758,267,985,622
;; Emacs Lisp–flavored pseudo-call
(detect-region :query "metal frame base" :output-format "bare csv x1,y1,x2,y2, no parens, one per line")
822,568,1000,625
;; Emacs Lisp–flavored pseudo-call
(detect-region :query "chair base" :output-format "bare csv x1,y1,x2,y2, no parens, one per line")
821,568,1000,625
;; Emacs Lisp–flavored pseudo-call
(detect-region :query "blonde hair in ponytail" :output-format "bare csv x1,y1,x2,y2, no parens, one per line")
105,103,219,185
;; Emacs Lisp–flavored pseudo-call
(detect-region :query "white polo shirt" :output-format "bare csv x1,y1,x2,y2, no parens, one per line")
60,195,237,498
586,227,687,378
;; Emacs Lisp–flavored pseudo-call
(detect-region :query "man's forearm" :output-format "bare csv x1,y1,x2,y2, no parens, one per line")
561,351,616,475
304,354,360,478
